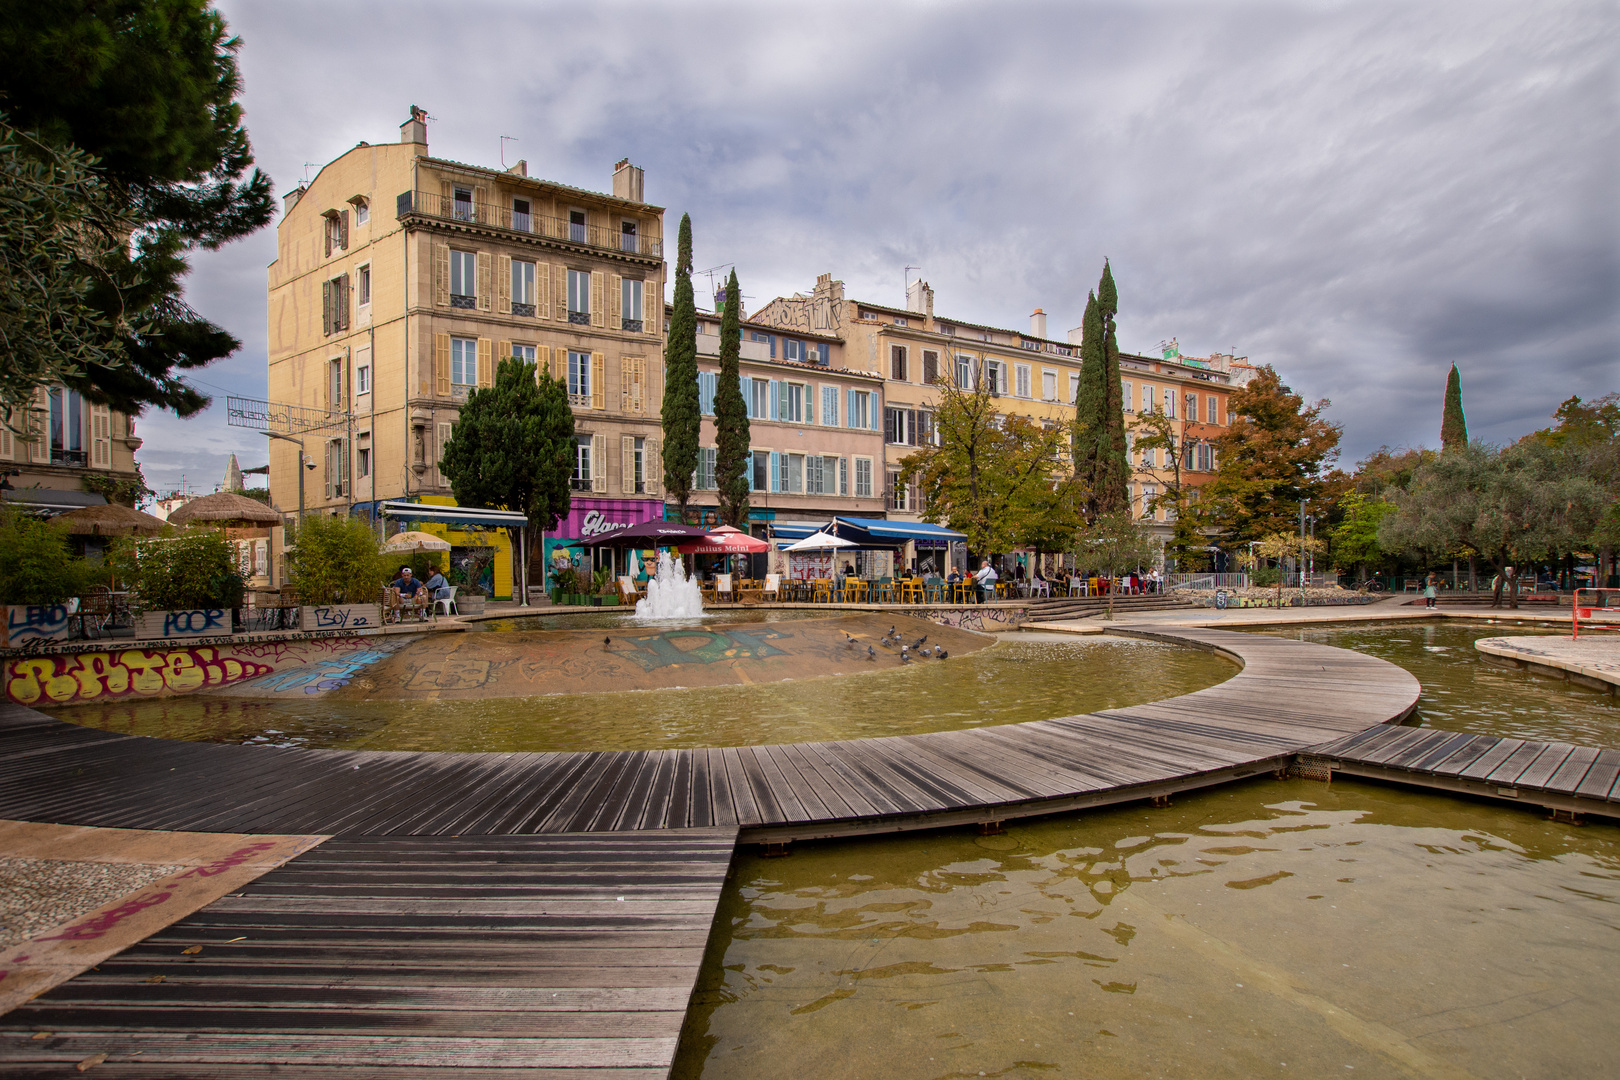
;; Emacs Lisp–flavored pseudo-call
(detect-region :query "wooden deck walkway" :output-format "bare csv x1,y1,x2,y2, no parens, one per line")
1308,725,1620,819
0,829,736,1077
0,627,1422,842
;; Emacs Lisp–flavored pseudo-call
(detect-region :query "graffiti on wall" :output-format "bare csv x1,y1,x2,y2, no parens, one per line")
251,650,393,695
6,647,276,706
3,605,71,647
923,607,1027,632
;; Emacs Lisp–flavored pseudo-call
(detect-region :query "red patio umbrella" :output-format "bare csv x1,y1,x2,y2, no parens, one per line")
675,529,770,555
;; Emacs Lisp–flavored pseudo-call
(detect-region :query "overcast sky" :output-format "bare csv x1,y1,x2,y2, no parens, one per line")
144,0,1619,495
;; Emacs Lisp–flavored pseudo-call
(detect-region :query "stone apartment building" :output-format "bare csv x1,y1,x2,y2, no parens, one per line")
267,109,667,592
1121,339,1243,544
680,309,887,533
0,387,143,528
752,274,1086,523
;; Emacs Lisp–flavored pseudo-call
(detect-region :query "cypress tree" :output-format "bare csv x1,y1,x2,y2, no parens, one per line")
1441,363,1468,451
713,268,751,526
1073,290,1107,518
1094,260,1130,513
661,214,700,514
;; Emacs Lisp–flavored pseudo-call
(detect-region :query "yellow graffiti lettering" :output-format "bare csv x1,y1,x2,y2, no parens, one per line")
116,651,168,695
161,651,206,693
70,652,130,700
7,658,50,705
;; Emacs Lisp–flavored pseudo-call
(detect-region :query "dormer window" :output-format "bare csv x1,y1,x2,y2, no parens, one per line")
453,187,474,222
350,196,369,226
512,198,531,233
322,209,348,256
569,209,587,243
620,220,638,253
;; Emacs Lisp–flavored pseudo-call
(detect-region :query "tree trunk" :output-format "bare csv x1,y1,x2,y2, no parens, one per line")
1467,556,1476,593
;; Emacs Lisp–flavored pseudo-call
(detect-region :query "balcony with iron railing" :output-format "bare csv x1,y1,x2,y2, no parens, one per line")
51,448,88,467
398,190,663,258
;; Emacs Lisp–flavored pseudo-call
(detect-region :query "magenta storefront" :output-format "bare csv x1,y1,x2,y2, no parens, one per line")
543,497,665,585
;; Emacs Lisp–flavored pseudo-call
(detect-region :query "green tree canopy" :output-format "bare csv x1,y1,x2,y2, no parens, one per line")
713,268,750,526
1072,262,1129,518
1073,510,1157,619
0,0,274,416
440,356,576,593
1440,364,1468,450
661,213,699,514
1198,365,1342,542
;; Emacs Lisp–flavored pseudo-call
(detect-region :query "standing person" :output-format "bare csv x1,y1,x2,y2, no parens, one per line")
1424,572,1438,609
972,558,999,603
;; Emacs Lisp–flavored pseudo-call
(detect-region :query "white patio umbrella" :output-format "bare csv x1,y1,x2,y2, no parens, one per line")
785,531,857,551
383,530,452,553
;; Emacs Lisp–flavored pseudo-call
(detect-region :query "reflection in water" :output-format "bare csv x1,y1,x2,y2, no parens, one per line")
40,638,1235,753
677,781,1620,1079
1250,621,1619,746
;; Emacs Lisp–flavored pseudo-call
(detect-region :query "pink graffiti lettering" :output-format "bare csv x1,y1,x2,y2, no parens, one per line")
35,891,173,941
173,841,279,879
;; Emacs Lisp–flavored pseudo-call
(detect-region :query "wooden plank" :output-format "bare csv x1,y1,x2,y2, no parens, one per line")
1483,741,1554,786
1456,738,1527,780
1511,742,1578,790
1574,749,1620,800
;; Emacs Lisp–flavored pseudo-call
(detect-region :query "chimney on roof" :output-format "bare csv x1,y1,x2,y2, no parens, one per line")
613,159,645,203
282,184,306,216
506,159,527,177
1030,309,1047,339
400,105,428,152
906,278,933,317
1067,326,1084,345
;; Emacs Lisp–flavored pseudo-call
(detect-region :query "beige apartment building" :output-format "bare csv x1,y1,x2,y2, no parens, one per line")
753,274,1086,521
0,388,143,534
267,108,667,592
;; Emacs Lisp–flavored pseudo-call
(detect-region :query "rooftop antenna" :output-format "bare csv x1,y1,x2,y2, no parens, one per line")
500,135,518,168
300,162,322,185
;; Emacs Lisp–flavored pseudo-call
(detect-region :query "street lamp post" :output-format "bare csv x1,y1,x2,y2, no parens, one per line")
264,432,312,517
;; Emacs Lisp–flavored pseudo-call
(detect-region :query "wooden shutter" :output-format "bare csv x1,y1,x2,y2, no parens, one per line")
477,338,494,387
590,271,605,328
534,346,551,383
591,352,605,409
434,243,450,307
591,434,607,493
440,178,452,213
621,435,635,494
537,263,551,319
477,251,492,311
336,274,350,331
339,209,349,250
646,438,661,498
435,333,452,396
620,357,644,414
498,256,512,313
554,264,568,319
321,279,333,336
644,280,658,334
0,422,13,460
550,346,565,382
609,274,622,326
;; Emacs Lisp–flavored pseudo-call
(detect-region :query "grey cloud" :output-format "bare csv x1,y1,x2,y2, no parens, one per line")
149,0,1616,492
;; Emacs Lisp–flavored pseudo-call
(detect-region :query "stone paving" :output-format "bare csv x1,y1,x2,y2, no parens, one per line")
1474,634,1620,691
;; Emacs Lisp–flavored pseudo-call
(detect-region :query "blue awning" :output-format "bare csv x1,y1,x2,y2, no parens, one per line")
833,516,966,542
376,499,529,529
769,517,967,550
768,523,822,540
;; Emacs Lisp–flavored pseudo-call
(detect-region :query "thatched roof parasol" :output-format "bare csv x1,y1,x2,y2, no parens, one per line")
55,503,169,537
166,491,283,527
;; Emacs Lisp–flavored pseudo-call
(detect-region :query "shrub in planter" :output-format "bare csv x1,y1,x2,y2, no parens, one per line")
285,516,389,628
111,527,245,639
0,509,96,644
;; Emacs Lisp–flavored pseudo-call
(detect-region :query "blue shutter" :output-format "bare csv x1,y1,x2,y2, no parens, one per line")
745,450,753,491
769,451,780,492
846,389,856,429
770,380,780,422
869,392,880,431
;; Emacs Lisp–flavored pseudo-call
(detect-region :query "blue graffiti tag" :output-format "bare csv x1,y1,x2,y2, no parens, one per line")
162,609,228,636
8,605,70,641
253,650,393,693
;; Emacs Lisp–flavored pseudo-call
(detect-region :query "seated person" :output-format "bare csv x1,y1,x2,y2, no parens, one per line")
389,566,430,621
423,565,451,601
946,567,963,585
972,559,999,602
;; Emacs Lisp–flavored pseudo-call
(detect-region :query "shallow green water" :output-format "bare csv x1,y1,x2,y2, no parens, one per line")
676,780,1620,1080
1249,620,1619,746
40,635,1236,752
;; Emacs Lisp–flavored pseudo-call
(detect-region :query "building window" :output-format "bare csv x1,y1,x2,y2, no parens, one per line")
749,331,777,358
1143,484,1158,520
453,187,474,222
781,382,805,424
631,437,646,494
328,358,344,409
1070,372,1081,405
322,274,350,335
1122,382,1134,412
1185,393,1197,422
353,198,369,226
567,268,590,325
567,350,592,405
572,435,593,490
621,277,643,332
512,343,536,363
922,350,939,383
451,337,477,397
324,211,346,254
356,360,370,396
1164,388,1175,418
984,360,1004,396
1140,385,1153,414
512,260,536,316
356,444,370,479
512,198,531,233
450,250,477,309
696,446,716,490
620,220,638,252
1015,363,1032,398
891,345,907,381
780,453,803,494
1140,440,1154,468
751,451,770,493
1042,370,1057,401
1207,395,1219,424
698,370,717,415
847,389,872,430
749,378,770,421
821,385,838,426
357,264,371,307
885,407,911,446
854,457,873,498
48,388,84,465
893,316,908,328
1197,441,1214,472
569,208,587,243
955,354,974,389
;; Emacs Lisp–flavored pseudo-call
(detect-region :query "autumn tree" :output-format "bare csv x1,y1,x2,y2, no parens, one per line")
1197,365,1342,543
660,214,699,516
900,373,1079,558
712,268,750,527
1129,409,1206,571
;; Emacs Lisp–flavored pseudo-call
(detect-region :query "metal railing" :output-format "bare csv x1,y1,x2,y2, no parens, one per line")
398,191,664,257
226,396,349,436
1167,573,1250,590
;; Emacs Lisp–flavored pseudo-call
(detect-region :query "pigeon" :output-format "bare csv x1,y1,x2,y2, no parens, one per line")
887,626,896,637
844,637,856,650
900,651,912,664
912,634,928,649
936,648,949,659
603,636,611,646
867,645,876,660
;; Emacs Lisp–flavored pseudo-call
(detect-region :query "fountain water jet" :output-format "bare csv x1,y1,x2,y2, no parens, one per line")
635,551,705,619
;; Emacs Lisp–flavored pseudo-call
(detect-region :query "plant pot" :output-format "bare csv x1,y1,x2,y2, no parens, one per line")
134,608,233,640
2,604,72,647
301,603,382,632
457,595,486,616
601,595,619,607
549,590,560,604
